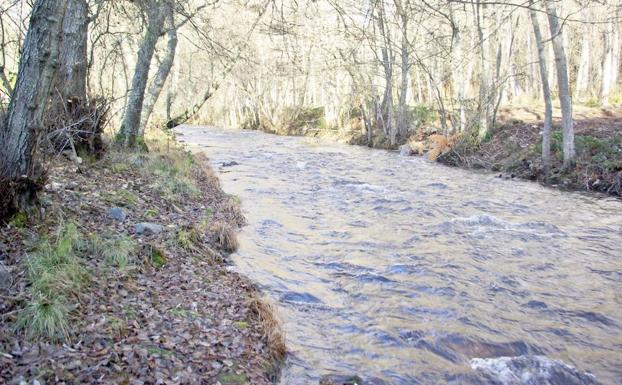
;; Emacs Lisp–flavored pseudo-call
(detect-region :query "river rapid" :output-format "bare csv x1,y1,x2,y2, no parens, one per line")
178,126,622,385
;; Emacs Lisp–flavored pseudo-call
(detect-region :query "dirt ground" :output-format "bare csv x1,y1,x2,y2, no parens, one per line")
0,148,285,384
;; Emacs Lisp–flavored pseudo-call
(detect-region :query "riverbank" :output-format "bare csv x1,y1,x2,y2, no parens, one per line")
435,106,622,197
239,104,622,197
0,141,285,384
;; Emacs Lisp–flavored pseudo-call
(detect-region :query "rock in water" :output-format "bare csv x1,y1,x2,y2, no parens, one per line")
471,355,600,385
399,144,413,157
320,375,363,385
107,207,127,222
135,222,164,235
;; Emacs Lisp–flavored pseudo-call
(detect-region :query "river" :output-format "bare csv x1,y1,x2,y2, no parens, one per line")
178,126,622,385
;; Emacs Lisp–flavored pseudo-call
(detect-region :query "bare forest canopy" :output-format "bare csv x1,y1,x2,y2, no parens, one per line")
0,0,621,215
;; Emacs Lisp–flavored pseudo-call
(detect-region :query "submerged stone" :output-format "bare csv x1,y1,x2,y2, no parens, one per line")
320,375,363,385
471,355,601,385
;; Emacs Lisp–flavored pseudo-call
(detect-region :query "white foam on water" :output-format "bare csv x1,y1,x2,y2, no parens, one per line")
470,355,597,385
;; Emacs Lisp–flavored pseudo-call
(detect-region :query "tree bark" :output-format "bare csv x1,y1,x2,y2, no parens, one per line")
600,2,620,106
376,1,395,145
56,0,88,101
395,0,409,141
117,1,167,148
574,11,591,100
529,1,553,179
0,0,66,213
140,5,177,133
475,0,490,139
450,6,466,132
545,0,575,169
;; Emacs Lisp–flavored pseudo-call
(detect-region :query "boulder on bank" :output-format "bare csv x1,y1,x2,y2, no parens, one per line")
107,207,127,222
135,222,164,235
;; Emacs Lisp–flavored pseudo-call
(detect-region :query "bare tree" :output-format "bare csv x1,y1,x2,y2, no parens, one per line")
140,3,177,132
545,0,575,169
117,0,169,148
529,0,553,179
0,0,66,213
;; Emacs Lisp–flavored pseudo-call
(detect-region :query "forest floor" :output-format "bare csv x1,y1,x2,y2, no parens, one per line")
0,141,285,384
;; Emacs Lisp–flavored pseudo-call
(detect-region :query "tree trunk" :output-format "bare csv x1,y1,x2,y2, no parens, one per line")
376,1,395,144
529,1,553,179
56,0,88,101
600,2,621,106
0,0,66,215
117,2,167,148
574,26,590,100
600,14,615,106
397,8,409,141
475,0,490,139
451,22,466,132
140,5,177,133
545,0,575,169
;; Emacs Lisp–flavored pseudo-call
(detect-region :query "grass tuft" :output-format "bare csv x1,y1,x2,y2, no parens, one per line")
91,234,137,271
212,221,239,252
147,244,167,268
16,294,71,341
16,222,87,341
27,223,87,297
249,295,287,377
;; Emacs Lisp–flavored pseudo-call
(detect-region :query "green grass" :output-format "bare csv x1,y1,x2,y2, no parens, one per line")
26,223,87,297
9,212,27,228
17,223,87,341
534,131,622,171
144,208,158,219
176,228,200,249
148,245,167,268
16,294,70,341
101,189,138,207
218,372,248,385
234,321,249,329
91,234,137,271
146,153,201,202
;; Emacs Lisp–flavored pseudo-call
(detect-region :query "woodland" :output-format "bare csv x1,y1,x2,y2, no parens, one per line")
0,0,621,384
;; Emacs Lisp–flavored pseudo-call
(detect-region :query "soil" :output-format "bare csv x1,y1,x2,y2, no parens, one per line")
0,149,284,384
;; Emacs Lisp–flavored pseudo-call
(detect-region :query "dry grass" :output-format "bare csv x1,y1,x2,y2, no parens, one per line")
211,221,240,252
249,295,287,367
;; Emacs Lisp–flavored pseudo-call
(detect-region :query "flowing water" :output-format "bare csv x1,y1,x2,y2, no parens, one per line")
178,126,622,385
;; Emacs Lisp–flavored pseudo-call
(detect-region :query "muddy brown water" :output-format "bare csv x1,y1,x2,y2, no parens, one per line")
178,126,622,385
